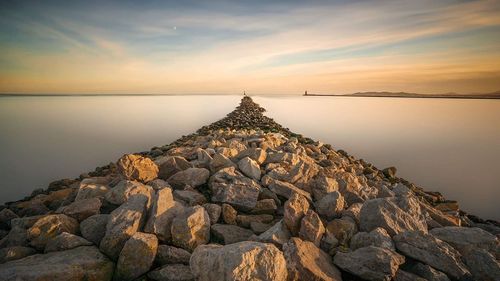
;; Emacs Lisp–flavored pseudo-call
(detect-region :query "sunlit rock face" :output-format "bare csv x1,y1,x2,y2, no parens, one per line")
1,96,497,281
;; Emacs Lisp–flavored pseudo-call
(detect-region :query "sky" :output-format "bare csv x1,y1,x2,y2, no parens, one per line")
1,0,500,94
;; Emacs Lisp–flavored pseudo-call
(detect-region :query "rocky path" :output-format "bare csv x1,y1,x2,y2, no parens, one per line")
0,96,498,281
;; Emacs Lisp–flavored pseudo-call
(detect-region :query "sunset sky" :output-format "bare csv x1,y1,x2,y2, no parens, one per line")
1,0,500,94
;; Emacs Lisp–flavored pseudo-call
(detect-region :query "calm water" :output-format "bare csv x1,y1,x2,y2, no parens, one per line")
0,95,499,220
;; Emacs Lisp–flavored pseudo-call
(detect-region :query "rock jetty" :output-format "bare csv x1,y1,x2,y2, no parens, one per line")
0,96,499,281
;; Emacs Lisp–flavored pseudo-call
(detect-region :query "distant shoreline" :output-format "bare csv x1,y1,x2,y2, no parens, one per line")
304,92,500,100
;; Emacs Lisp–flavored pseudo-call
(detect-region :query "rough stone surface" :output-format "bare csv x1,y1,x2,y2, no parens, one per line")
393,230,470,280
27,214,80,251
299,210,325,246
0,246,114,281
209,153,236,173
350,227,395,251
203,203,221,225
312,175,339,201
334,246,405,281
80,214,109,245
144,187,182,242
115,232,158,281
283,237,342,281
405,262,450,281
221,203,237,225
117,154,159,182
174,188,207,206
394,270,427,281
190,241,287,281
211,224,254,245
429,226,499,256
148,264,194,281
0,246,36,264
75,177,110,201
210,167,261,211
156,245,191,265
265,176,312,201
104,180,153,206
461,246,500,281
284,193,310,235
156,156,192,180
325,218,358,247
44,232,92,253
60,197,102,221
238,157,261,180
251,199,277,215
257,220,291,248
171,206,210,252
99,194,148,260
314,191,345,220
236,214,274,228
168,168,210,189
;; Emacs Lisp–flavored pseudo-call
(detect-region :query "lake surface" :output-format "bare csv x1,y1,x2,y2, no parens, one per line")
1,95,499,220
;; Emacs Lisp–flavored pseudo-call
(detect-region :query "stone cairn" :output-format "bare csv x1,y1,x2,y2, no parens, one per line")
0,96,498,281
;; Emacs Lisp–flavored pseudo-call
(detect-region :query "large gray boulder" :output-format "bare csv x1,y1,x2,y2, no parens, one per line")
167,168,210,189
257,220,291,248
299,209,324,246
238,157,261,180
209,167,261,211
405,262,450,281
60,197,102,222
393,230,470,280
334,246,405,281
461,247,500,281
155,156,192,180
80,214,109,245
429,226,499,257
44,232,92,253
75,177,110,201
284,193,309,236
99,194,148,260
0,246,114,281
144,187,184,242
104,180,153,206
283,237,342,281
114,232,158,281
211,224,254,245
314,191,345,220
350,227,395,251
117,154,159,183
156,245,191,265
171,206,210,252
190,241,287,281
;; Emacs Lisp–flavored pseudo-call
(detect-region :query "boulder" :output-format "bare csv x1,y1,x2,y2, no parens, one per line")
114,232,158,281
75,177,110,201
359,198,427,236
311,175,339,201
236,148,267,164
171,206,210,252
393,230,470,280
283,237,342,281
405,262,450,281
168,168,210,189
174,188,207,206
284,193,310,235
144,188,184,242
27,214,79,251
60,197,102,222
0,209,18,227
155,156,192,180
190,241,287,281
334,246,405,281
238,157,261,180
314,191,345,220
147,178,172,190
299,210,325,246
0,246,36,264
44,232,92,253
251,199,277,215
117,154,159,183
211,224,254,245
236,214,274,228
264,176,312,201
104,180,153,206
203,203,221,225
341,203,362,224
10,199,49,217
394,270,427,281
324,218,357,247
80,214,109,245
429,226,499,257
210,167,261,211
221,203,237,225
350,227,395,251
0,246,114,281
156,245,191,265
100,194,148,260
148,264,194,281
461,246,500,281
209,153,236,173
257,220,291,248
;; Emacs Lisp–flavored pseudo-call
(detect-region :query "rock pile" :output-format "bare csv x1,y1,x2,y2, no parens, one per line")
0,96,499,281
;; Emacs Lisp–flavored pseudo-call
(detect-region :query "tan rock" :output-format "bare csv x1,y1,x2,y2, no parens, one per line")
209,153,236,173
210,167,261,211
156,245,191,265
222,203,237,225
60,197,102,222
144,188,183,242
167,168,210,189
44,232,92,253
171,206,210,252
117,154,159,183
238,157,261,180
314,191,345,220
27,214,79,251
236,214,274,228
299,210,325,246
115,232,158,281
75,177,110,201
104,180,154,207
155,156,192,180
211,224,254,245
284,193,310,235
236,148,267,164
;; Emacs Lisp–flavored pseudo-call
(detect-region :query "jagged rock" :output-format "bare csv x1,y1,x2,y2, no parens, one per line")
115,232,158,281
144,187,176,241
236,148,267,164
203,203,221,225
59,197,102,221
117,154,159,183
461,246,500,281
238,157,261,180
394,270,427,281
314,191,345,220
251,199,277,215
299,210,325,246
100,194,148,260
11,199,49,217
210,167,261,211
393,230,470,280
75,177,110,201
195,149,213,169
0,246,36,264
104,180,153,206
190,241,287,281
211,224,254,244
148,178,171,190
156,156,192,179
420,202,460,227
264,176,312,201
405,262,450,281
221,203,237,225
148,264,194,281
171,206,210,252
156,245,191,265
236,214,274,228
429,226,499,257
359,198,427,236
311,175,339,201
0,246,114,281
80,214,109,245
44,232,92,253
334,246,405,281
283,237,342,281
27,214,79,251
350,227,395,251
167,168,210,189
257,220,291,248
0,209,18,227
325,218,357,247
284,193,309,235
209,153,236,173
174,188,207,206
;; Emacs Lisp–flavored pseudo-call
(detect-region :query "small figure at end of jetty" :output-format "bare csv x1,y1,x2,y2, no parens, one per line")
304,90,308,96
